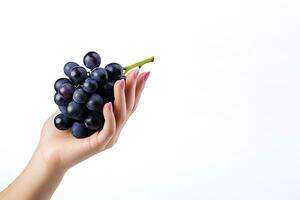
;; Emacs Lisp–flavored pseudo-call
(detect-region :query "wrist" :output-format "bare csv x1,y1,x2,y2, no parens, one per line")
35,135,73,173
21,147,66,199
33,146,67,178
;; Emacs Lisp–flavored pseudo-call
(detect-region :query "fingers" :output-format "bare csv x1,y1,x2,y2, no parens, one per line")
125,68,139,113
132,72,150,113
113,79,126,128
96,102,116,146
106,71,150,148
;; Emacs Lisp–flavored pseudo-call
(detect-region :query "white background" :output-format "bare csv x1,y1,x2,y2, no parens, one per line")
0,0,300,199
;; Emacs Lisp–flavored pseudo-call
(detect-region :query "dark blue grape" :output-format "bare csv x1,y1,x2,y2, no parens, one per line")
73,88,88,104
86,94,104,111
102,82,115,102
83,51,101,70
83,78,98,93
90,68,108,86
109,74,127,83
84,112,104,130
69,67,87,84
64,62,78,76
67,101,85,120
71,122,93,138
58,83,75,98
54,114,73,130
105,63,123,81
54,92,70,106
54,78,71,91
59,105,68,115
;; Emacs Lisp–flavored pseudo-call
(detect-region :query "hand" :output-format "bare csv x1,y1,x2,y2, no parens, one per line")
38,69,150,172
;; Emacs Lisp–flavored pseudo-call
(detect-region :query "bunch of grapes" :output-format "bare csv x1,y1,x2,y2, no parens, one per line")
53,51,154,138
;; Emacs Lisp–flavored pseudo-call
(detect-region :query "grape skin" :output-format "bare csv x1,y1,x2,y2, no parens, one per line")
69,67,87,84
54,92,70,106
71,122,94,138
83,51,101,70
54,114,73,130
67,101,85,120
105,63,123,81
73,88,88,104
84,112,104,130
54,78,71,91
59,105,68,116
59,83,75,98
86,94,104,111
90,68,108,86
83,78,98,93
64,62,78,76
102,82,115,102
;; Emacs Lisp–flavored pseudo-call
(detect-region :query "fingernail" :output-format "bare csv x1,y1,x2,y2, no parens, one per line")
107,102,113,112
144,72,151,82
134,68,139,78
119,79,125,90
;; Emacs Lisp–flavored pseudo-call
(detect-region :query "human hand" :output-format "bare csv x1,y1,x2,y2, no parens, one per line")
38,69,150,172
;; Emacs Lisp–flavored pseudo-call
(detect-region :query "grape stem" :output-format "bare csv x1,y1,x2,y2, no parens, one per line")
123,56,155,75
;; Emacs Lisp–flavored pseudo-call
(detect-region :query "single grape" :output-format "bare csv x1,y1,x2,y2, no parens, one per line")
67,101,85,120
84,112,104,130
54,114,73,130
83,51,101,70
83,78,98,93
71,121,94,138
58,83,75,98
90,68,108,86
105,63,123,81
64,62,78,76
54,78,71,91
73,88,88,104
69,67,87,84
86,94,104,111
102,82,115,102
59,105,68,115
54,92,70,106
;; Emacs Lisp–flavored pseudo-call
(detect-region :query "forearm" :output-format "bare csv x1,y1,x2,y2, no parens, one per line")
0,148,65,200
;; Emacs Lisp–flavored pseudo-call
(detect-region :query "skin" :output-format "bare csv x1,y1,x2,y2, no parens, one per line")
0,69,150,200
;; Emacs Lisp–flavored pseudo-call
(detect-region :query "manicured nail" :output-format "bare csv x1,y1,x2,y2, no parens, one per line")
119,79,125,90
107,102,113,112
134,68,139,78
144,72,151,82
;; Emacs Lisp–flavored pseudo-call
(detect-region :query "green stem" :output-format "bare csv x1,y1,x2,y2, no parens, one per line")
123,56,155,75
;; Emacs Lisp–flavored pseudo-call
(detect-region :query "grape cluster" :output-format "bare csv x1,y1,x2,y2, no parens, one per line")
54,51,125,138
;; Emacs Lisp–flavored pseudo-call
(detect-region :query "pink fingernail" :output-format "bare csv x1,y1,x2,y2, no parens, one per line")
119,79,125,90
134,68,139,78
144,72,151,82
107,102,113,111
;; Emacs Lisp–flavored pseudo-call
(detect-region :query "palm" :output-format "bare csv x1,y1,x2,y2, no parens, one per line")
39,113,99,169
